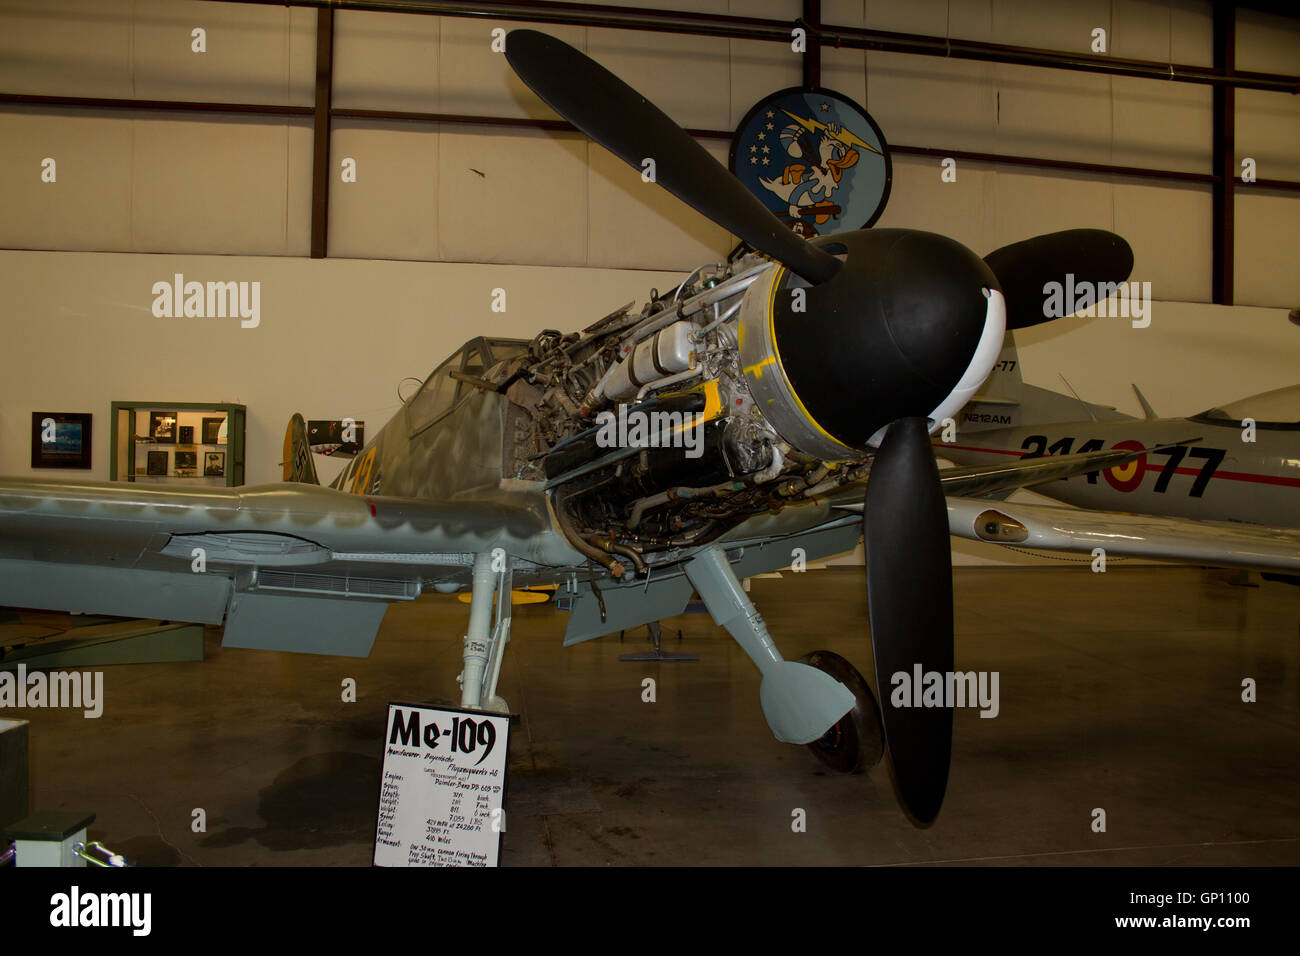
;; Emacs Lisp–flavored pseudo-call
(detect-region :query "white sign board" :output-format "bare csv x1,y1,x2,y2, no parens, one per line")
374,702,511,867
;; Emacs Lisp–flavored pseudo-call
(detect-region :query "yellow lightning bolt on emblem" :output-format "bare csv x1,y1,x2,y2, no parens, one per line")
780,109,881,155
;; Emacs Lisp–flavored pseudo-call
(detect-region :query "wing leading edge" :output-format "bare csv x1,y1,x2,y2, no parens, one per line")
0,478,567,656
946,496,1300,573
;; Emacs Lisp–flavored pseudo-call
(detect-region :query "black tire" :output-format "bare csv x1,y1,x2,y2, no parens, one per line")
798,650,884,774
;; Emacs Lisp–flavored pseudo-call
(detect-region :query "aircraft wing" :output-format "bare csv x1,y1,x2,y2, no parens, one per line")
0,478,562,656
936,440,1193,498
946,496,1300,573
832,440,1180,511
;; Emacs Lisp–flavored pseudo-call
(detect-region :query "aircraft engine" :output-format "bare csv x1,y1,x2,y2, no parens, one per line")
499,233,1003,575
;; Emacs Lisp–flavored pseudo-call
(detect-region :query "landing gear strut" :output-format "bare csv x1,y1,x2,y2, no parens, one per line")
458,550,513,714
799,650,884,774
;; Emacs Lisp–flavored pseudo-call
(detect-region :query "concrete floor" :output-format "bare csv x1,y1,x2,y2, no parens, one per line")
9,566,1300,866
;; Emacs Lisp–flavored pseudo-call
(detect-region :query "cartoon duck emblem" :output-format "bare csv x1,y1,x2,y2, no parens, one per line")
730,89,891,238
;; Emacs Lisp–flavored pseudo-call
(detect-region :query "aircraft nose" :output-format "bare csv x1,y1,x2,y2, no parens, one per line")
867,230,997,394
770,228,1001,450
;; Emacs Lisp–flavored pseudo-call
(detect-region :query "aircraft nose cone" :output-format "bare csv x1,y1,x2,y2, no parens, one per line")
870,230,995,392
771,228,1000,449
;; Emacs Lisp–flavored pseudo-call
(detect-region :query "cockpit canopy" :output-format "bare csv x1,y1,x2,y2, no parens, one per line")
1191,384,1300,430
407,336,529,437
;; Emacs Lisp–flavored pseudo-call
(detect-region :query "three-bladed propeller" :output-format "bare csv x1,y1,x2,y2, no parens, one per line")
984,228,1134,330
504,30,841,286
505,28,1131,824
862,417,954,824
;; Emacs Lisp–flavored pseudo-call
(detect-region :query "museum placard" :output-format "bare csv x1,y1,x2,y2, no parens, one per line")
374,702,510,867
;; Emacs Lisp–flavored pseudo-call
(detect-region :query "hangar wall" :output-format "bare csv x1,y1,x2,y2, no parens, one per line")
0,1,1297,303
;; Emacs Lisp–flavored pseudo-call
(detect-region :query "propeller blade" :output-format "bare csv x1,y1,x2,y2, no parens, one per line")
984,228,1134,330
863,416,954,824
504,29,842,286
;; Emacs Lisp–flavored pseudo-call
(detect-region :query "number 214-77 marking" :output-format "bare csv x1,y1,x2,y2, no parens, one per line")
1019,435,1225,497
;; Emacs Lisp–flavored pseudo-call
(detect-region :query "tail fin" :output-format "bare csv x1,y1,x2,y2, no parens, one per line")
958,332,1134,432
976,330,1026,402
282,413,319,484
1132,383,1158,420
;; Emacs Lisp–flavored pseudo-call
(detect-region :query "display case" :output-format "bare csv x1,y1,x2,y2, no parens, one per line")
109,402,246,486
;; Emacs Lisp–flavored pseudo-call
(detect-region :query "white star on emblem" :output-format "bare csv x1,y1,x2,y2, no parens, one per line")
820,102,830,111
749,145,757,153
750,156,758,164
761,145,770,154
765,122,774,130
761,157,770,165
757,132,765,140
766,110,774,118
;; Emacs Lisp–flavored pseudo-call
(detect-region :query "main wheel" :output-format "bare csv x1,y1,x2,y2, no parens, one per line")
798,650,884,774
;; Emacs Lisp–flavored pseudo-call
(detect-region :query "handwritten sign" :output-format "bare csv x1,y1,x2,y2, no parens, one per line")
374,702,510,867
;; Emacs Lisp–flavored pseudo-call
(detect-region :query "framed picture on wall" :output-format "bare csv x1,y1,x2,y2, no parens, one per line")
178,425,194,444
204,452,225,477
149,411,178,443
31,412,93,469
175,450,197,471
201,417,224,445
146,450,168,476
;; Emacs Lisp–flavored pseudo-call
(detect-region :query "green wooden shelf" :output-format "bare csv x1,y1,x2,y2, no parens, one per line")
110,401,246,486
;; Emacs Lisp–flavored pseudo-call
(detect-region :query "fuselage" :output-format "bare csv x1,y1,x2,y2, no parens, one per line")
941,415,1300,529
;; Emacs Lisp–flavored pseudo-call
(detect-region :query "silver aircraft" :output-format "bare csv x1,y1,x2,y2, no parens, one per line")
0,32,1165,825
941,334,1300,573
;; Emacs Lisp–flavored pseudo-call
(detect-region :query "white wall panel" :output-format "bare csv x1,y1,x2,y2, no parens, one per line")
1113,180,1212,303
437,18,586,120
728,36,801,127
1235,190,1300,308
586,27,732,132
989,167,1117,248
992,63,1115,166
1237,88,1300,184
436,127,589,266
866,52,999,153
328,122,440,261
991,0,1113,52
131,116,311,256
1109,0,1213,66
0,0,134,98
1235,8,1300,73
1110,77,1211,174
129,0,314,106
587,142,733,271
0,108,134,251
874,154,996,256
333,10,441,113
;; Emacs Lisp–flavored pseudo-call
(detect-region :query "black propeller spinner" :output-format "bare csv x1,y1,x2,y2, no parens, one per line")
504,29,1131,825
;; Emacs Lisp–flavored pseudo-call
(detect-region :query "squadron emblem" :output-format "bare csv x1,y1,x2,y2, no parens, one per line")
729,87,891,237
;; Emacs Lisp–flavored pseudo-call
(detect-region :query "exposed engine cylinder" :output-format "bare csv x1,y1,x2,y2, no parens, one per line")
601,321,696,401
